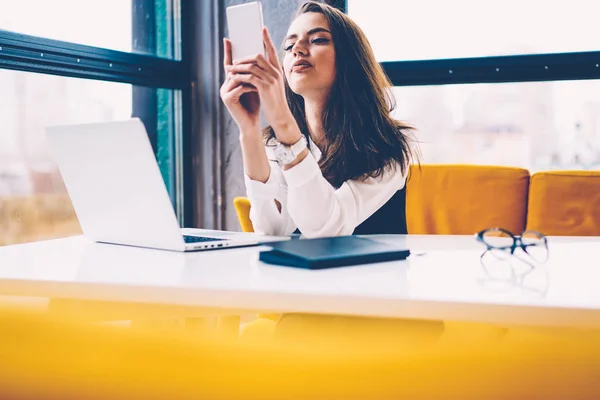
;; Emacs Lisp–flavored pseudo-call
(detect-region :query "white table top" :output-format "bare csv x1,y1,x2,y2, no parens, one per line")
1,233,599,328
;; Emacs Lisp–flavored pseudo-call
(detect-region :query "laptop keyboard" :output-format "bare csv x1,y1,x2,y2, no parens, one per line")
183,235,226,244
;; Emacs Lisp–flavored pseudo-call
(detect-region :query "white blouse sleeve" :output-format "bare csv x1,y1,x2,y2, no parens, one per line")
281,152,406,238
243,152,297,237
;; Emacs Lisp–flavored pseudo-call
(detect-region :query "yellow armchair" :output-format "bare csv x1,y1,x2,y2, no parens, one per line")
406,164,530,234
233,197,254,233
526,170,600,236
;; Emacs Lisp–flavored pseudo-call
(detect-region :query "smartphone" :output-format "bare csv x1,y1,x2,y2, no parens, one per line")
225,2,265,62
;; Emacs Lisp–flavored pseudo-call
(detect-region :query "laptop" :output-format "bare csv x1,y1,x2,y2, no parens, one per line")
45,118,289,252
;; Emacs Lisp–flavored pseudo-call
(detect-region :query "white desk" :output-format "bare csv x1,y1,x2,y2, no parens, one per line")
0,234,599,328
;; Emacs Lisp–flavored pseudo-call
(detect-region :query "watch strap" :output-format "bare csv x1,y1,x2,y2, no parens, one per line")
289,135,307,157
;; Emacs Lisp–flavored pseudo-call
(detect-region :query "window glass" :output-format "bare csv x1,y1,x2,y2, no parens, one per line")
393,80,600,170
349,0,600,61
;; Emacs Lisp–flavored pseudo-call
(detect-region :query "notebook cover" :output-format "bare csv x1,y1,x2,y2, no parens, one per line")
258,236,410,269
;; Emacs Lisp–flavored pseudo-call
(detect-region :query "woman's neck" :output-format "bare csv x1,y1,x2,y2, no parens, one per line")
304,97,325,147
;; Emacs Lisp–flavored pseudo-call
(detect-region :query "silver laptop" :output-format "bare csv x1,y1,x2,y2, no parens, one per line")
45,118,288,252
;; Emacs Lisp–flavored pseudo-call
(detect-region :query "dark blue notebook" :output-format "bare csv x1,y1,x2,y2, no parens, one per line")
259,236,410,269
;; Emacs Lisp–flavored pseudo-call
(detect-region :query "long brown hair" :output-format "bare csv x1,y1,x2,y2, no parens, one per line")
264,1,418,188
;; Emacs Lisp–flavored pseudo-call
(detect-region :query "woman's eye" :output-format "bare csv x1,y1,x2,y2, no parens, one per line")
284,38,328,51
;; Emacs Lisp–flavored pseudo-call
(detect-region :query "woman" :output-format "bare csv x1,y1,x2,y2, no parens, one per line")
221,1,418,238
221,2,443,345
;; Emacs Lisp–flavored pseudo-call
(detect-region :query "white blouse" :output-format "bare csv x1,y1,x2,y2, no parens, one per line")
243,137,407,238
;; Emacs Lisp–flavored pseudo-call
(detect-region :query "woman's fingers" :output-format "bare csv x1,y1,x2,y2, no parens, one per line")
225,84,258,102
223,38,234,84
233,53,270,70
220,73,255,96
226,63,272,82
220,74,239,93
229,73,265,89
223,38,233,67
262,27,281,70
231,54,279,80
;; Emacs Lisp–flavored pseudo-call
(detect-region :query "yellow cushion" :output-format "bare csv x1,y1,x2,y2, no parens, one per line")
406,164,530,234
526,171,600,236
233,196,254,233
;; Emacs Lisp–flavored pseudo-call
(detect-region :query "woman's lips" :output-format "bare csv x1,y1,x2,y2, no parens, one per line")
292,64,312,72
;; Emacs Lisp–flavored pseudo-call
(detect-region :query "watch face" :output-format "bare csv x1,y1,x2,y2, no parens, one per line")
274,145,295,164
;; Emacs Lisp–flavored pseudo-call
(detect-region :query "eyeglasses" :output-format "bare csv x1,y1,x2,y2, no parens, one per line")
474,227,549,265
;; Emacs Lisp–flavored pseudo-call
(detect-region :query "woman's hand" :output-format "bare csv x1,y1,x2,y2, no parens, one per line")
220,38,261,134
225,27,300,144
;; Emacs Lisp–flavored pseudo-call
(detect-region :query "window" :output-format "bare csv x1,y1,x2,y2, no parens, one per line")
348,0,600,62
347,0,600,171
0,0,181,59
0,0,185,246
0,70,178,246
393,80,600,171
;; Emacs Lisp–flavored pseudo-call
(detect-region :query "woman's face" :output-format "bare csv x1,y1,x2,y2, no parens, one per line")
282,12,336,99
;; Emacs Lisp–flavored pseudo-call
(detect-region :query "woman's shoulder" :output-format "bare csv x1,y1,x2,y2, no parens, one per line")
380,160,408,180
349,160,407,187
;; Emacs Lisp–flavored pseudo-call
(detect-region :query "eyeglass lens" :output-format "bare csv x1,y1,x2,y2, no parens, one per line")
521,231,548,263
